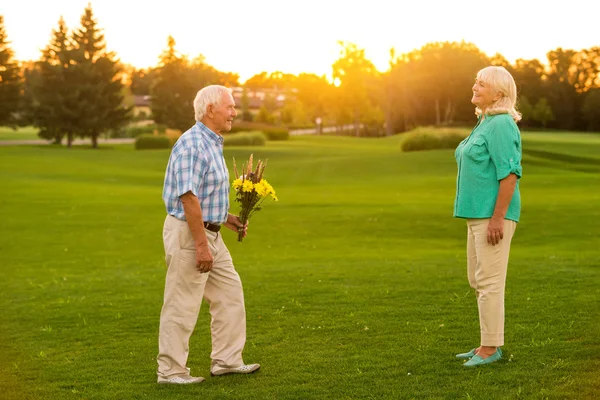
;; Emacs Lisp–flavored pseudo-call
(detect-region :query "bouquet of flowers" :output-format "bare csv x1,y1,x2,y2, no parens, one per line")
231,154,278,242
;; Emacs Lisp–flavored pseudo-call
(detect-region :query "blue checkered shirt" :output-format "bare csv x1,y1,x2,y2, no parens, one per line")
162,122,230,223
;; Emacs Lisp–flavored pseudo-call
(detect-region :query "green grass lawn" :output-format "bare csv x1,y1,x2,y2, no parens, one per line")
0,131,599,399
0,126,42,141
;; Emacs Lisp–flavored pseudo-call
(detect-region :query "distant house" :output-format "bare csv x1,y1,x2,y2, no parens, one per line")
133,95,152,119
134,95,151,107
131,89,292,120
231,87,289,117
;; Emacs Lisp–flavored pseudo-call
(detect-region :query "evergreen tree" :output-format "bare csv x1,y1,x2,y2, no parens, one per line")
70,4,130,148
0,16,21,127
151,36,196,131
27,17,75,144
151,36,239,132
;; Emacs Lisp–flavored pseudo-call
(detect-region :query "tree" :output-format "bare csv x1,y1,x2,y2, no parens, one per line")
189,56,238,90
489,53,514,72
380,48,396,136
422,42,487,125
332,41,381,136
533,98,554,128
571,47,600,93
129,67,155,96
244,72,270,91
546,48,580,130
263,92,277,114
293,73,334,124
70,4,130,148
518,96,534,124
26,16,77,145
387,53,421,132
151,37,238,131
240,87,253,121
0,16,21,127
387,41,487,131
151,36,197,131
582,88,600,131
513,59,547,108
245,71,295,92
255,106,274,124
278,102,295,125
516,66,555,130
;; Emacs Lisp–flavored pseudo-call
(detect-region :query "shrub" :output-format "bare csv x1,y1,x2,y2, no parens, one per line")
230,122,289,140
262,127,289,141
401,127,469,152
224,131,267,147
124,124,167,138
165,128,182,144
135,134,171,150
228,121,266,133
286,123,315,130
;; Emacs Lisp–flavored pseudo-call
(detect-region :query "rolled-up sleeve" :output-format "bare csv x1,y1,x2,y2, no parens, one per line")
173,148,207,197
487,119,523,181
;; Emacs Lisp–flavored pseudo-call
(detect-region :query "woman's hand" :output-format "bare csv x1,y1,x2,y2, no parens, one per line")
487,216,504,245
488,174,517,246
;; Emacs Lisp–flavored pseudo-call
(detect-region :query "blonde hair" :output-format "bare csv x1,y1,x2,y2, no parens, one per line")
193,85,233,121
475,66,522,123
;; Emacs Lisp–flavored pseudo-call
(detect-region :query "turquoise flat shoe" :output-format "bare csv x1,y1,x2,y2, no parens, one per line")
456,348,477,359
463,348,502,367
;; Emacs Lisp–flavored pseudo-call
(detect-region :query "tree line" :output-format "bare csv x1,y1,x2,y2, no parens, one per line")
0,5,599,147
239,42,600,135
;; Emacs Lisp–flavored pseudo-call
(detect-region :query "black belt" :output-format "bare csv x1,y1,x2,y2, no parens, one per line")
203,222,221,232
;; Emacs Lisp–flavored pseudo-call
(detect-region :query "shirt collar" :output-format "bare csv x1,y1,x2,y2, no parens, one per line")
195,121,224,145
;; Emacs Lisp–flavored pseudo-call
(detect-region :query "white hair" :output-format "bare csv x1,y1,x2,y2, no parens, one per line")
193,85,233,122
475,66,522,123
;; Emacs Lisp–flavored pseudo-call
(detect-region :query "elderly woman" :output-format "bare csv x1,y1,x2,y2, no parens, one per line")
453,66,523,367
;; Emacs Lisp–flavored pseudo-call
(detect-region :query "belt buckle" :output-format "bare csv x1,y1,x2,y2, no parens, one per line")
204,222,220,232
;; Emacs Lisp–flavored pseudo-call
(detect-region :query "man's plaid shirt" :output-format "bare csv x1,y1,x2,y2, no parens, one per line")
162,122,230,223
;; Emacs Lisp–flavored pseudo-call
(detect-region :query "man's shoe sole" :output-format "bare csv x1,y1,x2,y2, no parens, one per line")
211,365,261,376
157,377,205,384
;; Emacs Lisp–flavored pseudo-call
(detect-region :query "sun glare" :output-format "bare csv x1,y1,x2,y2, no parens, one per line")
3,0,599,82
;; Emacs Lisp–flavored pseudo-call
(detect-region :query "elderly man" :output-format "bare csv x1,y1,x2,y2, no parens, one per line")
157,85,260,384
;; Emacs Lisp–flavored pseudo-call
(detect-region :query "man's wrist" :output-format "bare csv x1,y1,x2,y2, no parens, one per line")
196,241,209,249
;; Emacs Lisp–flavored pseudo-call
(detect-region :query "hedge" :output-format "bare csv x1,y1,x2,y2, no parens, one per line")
401,127,469,152
223,131,267,147
135,134,171,150
229,122,289,140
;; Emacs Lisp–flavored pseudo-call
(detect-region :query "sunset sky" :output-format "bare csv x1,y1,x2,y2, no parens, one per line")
3,0,599,82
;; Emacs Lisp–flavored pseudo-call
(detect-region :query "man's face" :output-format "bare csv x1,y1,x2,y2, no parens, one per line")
208,93,237,133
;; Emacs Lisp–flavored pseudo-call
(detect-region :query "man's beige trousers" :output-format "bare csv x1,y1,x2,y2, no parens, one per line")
157,215,246,378
467,218,517,347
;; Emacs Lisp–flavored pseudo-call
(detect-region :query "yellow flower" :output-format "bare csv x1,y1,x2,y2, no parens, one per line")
242,180,254,193
261,179,278,200
232,178,243,191
254,181,269,197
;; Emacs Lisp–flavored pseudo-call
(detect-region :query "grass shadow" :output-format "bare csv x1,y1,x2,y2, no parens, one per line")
522,148,600,166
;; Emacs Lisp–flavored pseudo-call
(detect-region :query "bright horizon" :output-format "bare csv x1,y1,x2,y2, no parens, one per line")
4,0,599,82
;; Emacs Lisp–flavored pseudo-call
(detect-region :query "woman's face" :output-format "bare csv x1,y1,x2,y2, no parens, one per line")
471,78,500,110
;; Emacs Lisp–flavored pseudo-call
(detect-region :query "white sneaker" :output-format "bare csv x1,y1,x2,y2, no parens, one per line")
157,375,205,384
211,363,261,376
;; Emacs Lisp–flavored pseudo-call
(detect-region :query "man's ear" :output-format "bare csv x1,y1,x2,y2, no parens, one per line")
206,104,214,118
